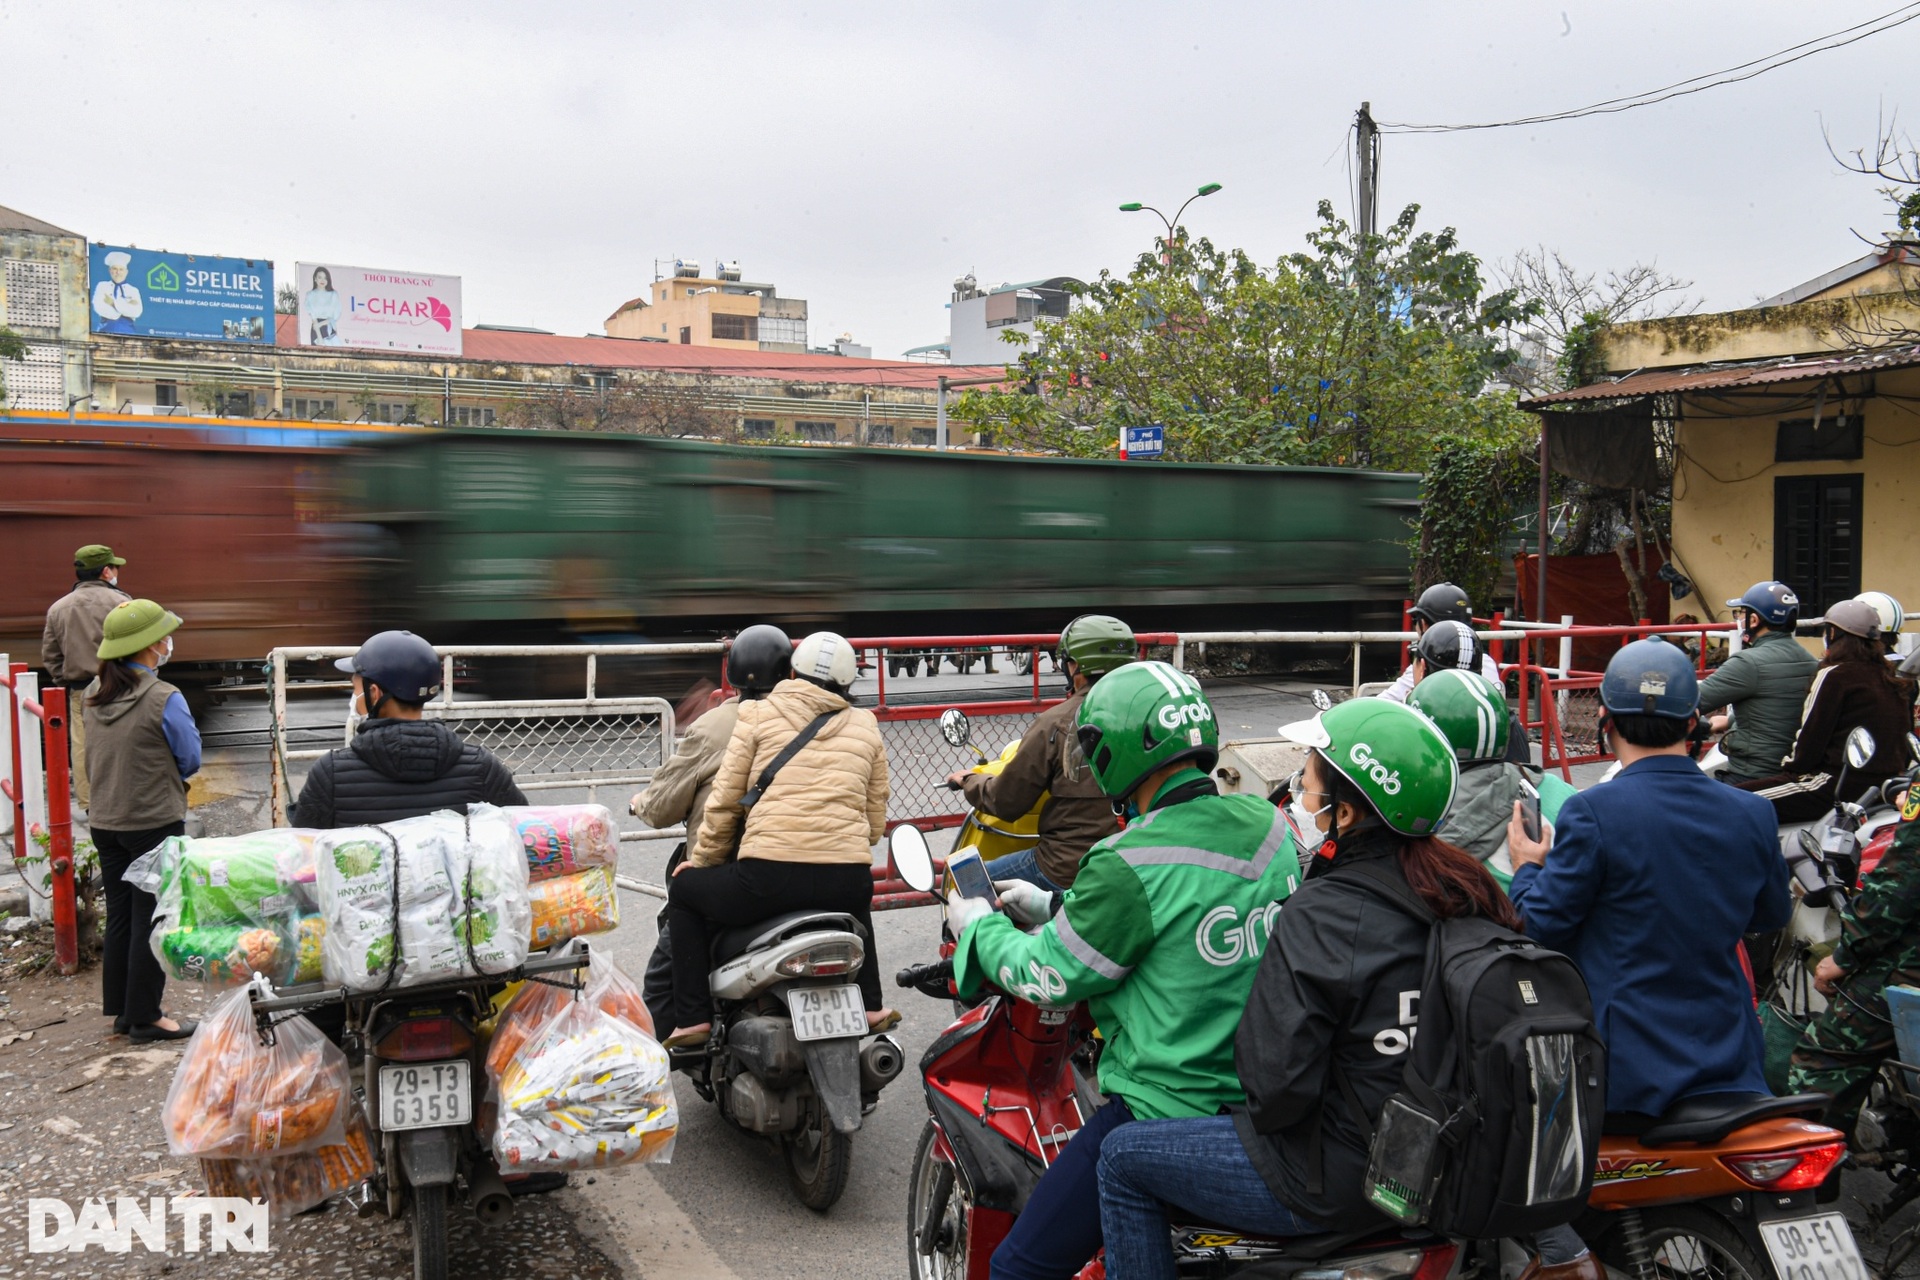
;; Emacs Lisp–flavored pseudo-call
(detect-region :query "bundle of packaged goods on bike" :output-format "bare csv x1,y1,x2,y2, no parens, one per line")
135,804,622,990
163,985,355,1157
200,1104,378,1222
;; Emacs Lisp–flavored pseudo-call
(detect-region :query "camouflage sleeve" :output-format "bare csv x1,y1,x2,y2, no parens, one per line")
1833,815,1920,975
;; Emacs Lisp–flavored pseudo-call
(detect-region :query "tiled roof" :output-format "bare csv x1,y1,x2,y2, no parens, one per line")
1520,342,1920,408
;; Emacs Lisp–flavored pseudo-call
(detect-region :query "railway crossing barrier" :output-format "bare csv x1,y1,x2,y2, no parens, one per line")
2,658,79,974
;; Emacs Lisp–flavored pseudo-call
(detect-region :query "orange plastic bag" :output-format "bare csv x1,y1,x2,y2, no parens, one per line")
527,866,620,948
486,947,653,1078
200,1102,375,1220
164,984,352,1158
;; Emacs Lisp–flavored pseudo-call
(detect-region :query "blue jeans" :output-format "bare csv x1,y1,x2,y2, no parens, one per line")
984,847,1063,895
990,1098,1132,1280
1097,1116,1323,1280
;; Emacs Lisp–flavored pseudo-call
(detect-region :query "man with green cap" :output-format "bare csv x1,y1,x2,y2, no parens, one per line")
943,660,1301,1279
42,544,131,812
944,614,1139,891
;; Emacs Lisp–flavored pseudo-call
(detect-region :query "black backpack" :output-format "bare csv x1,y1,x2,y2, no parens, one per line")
1337,858,1606,1240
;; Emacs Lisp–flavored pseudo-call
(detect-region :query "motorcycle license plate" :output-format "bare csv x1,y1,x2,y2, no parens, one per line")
378,1060,472,1132
1758,1212,1867,1280
786,984,866,1041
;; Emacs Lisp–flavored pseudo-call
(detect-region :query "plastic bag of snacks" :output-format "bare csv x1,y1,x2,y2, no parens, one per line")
492,999,677,1173
200,1101,376,1221
504,804,619,882
317,805,531,992
163,983,353,1158
527,865,620,949
138,830,326,987
485,946,654,1078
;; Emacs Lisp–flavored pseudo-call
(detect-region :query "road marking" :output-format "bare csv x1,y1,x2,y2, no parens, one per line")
578,1165,740,1279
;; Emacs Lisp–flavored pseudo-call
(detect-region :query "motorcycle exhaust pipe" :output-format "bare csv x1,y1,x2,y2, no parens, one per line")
469,1170,515,1228
860,1034,905,1094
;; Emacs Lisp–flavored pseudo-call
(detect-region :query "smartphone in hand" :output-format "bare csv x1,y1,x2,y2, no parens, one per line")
944,850,1003,910
1517,778,1542,843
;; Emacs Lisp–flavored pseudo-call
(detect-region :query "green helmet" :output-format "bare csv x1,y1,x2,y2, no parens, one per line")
97,599,182,661
1408,669,1510,764
1075,660,1217,799
1279,698,1457,837
1058,614,1138,676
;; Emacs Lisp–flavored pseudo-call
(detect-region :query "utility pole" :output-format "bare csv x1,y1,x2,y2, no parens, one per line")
1354,102,1379,239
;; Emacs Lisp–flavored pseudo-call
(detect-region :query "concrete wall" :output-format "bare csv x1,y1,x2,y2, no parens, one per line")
604,276,804,351
1668,364,1920,625
948,292,1034,365
1603,292,1920,370
0,226,90,409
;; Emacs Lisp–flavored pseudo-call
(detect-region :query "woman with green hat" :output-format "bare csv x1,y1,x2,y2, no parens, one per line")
87,599,201,1044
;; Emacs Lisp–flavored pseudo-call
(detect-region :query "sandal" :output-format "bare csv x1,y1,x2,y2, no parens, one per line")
866,1009,902,1034
662,1025,711,1049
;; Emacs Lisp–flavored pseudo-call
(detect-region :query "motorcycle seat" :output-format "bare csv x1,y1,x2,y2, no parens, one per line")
1619,1091,1829,1147
711,910,865,964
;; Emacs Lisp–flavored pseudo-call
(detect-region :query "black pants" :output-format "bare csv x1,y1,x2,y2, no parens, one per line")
667,859,881,1029
642,844,687,1035
95,821,183,1028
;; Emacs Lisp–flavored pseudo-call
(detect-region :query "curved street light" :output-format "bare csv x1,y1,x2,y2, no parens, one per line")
1118,183,1223,243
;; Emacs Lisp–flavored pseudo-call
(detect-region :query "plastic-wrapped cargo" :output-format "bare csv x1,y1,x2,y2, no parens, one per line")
136,830,324,987
504,804,619,882
316,805,531,992
491,998,677,1173
485,945,654,1078
527,865,620,949
163,984,353,1158
200,1102,376,1220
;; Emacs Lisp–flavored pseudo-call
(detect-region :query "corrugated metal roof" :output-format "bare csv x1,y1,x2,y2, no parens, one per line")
1520,342,1920,408
0,203,81,238
267,314,1000,388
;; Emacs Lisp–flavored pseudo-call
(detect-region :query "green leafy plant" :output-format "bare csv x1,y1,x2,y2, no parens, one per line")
1412,432,1539,607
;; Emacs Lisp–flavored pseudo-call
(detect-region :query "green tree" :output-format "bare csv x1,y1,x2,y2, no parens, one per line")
0,325,25,405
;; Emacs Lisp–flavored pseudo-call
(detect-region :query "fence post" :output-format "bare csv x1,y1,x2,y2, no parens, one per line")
269,650,289,827
0,655,13,846
41,687,77,975
586,653,598,702
1351,641,1362,696
1556,615,1574,677
14,668,48,922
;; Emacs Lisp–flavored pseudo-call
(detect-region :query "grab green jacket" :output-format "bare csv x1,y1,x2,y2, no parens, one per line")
1697,630,1818,781
954,785,1301,1120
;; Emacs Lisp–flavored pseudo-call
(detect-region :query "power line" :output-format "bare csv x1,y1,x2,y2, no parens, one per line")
1379,2,1920,134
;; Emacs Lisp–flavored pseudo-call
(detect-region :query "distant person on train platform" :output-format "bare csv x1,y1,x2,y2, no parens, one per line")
1378,581,1502,704
42,544,133,815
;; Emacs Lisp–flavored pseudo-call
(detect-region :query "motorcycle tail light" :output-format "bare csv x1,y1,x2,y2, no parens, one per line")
374,1015,472,1062
777,942,860,978
1723,1142,1846,1190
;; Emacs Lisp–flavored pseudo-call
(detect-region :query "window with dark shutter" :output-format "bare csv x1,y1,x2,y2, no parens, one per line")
1773,474,1863,613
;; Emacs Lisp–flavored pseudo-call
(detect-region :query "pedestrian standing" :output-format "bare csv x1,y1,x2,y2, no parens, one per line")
86,600,200,1043
41,544,132,814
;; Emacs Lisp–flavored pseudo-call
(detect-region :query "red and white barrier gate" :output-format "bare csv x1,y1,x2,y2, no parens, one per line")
2,659,79,974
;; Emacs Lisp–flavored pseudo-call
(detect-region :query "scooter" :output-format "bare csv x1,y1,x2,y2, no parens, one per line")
249,944,590,1280
667,906,905,1210
887,822,1865,1280
939,708,1046,865
1850,985,1920,1273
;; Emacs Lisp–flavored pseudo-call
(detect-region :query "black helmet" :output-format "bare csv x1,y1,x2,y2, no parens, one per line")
335,630,441,706
727,624,792,697
1414,619,1482,674
1409,582,1473,627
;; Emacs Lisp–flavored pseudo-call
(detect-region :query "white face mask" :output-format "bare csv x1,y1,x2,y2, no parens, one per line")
347,685,365,733
1283,769,1333,847
155,635,174,667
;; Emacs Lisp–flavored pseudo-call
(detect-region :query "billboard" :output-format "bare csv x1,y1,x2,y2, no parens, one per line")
295,262,462,355
88,244,272,343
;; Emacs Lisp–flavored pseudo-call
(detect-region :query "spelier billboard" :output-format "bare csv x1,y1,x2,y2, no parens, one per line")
295,262,462,355
88,244,272,343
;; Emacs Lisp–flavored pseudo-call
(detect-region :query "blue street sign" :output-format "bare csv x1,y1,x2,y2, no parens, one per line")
1123,425,1164,458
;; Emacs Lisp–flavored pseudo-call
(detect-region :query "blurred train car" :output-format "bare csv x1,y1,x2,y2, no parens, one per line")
0,414,391,706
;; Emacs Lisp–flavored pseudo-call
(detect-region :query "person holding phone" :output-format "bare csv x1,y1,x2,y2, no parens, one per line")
1505,640,1791,1120
941,662,1302,1280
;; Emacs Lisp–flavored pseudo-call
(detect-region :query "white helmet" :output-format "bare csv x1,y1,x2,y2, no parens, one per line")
1854,591,1906,640
792,631,858,691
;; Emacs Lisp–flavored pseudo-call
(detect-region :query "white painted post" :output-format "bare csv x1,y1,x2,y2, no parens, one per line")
1556,614,1574,677
0,653,9,842
16,671,49,921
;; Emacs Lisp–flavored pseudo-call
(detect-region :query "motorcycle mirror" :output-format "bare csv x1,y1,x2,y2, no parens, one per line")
1310,689,1333,712
889,823,936,893
1907,732,1920,764
1846,726,1877,771
939,708,973,749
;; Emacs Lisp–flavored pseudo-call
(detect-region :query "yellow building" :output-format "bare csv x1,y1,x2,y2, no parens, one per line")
604,259,809,353
1523,238,1920,627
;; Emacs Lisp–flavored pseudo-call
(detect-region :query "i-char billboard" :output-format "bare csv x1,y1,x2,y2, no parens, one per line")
295,262,462,355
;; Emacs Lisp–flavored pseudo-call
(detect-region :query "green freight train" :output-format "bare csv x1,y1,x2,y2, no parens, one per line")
346,429,1418,641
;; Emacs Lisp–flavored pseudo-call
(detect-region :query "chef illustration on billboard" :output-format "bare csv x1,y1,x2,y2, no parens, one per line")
304,265,344,345
91,250,143,334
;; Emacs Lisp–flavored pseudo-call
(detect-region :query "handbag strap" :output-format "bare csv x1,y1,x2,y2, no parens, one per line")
740,710,842,809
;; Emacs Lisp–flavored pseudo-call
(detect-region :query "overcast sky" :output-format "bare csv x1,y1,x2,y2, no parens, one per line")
2,1,1914,359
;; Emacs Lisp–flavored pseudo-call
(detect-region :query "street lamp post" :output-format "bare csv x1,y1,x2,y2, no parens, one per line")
1118,182,1223,245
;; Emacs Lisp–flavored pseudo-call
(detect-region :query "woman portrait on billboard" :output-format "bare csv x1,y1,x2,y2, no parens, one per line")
304,266,344,345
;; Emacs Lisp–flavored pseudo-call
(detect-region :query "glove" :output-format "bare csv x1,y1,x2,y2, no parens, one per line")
944,891,994,939
995,880,1056,928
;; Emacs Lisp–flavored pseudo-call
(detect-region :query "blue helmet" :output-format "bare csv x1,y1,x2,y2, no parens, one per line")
335,630,442,704
1725,581,1800,629
1600,639,1698,720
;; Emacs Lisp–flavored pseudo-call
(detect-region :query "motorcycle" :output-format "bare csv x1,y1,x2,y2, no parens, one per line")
248,943,590,1280
1851,985,1920,1273
939,707,1046,865
887,822,1865,1280
666,902,906,1210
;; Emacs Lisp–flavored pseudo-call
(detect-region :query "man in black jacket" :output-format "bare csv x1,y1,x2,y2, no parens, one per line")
291,630,525,827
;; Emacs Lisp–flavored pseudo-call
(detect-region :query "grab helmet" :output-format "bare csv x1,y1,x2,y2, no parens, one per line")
1075,661,1218,801
1279,698,1457,837
1408,669,1510,764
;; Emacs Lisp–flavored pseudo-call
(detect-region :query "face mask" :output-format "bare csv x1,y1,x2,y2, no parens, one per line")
1287,793,1332,846
156,635,174,667
347,686,365,733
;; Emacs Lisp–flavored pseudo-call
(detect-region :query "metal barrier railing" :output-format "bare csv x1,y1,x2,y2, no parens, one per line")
2,658,77,973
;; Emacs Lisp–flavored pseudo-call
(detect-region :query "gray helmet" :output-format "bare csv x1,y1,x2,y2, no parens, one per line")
1823,599,1880,641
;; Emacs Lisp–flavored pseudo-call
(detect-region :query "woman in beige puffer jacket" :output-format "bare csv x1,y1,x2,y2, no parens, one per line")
666,632,896,1042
